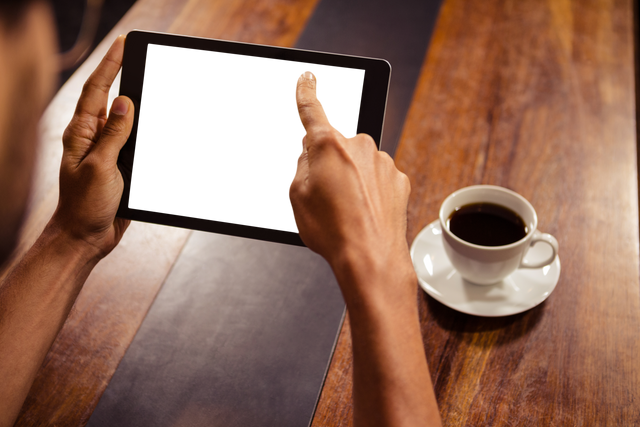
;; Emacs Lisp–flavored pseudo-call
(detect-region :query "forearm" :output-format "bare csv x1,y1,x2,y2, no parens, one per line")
0,221,100,427
333,248,442,427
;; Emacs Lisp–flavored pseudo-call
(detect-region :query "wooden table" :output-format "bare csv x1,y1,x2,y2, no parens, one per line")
6,0,639,425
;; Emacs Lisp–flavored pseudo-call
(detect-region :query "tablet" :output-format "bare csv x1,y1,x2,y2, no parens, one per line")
117,30,391,246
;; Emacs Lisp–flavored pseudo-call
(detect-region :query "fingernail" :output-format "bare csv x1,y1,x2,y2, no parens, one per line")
111,97,129,115
298,68,320,90
304,71,315,81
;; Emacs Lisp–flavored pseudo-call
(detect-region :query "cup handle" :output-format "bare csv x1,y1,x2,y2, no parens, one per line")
519,230,559,269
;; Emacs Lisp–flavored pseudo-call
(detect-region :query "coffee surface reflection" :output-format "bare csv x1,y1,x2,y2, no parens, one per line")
447,203,527,246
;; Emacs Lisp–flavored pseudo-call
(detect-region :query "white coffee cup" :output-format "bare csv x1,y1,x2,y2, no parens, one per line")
439,185,558,285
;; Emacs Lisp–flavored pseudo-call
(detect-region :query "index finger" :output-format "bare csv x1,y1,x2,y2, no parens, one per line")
296,72,331,132
74,35,126,119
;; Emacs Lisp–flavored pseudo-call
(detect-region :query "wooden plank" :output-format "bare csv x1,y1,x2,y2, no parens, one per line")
12,0,319,425
311,316,354,426
393,0,639,425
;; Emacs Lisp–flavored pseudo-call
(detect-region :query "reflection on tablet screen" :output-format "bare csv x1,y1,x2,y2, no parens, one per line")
128,44,365,234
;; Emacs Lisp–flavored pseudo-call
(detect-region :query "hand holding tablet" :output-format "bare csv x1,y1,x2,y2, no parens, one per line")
291,71,412,273
54,36,134,259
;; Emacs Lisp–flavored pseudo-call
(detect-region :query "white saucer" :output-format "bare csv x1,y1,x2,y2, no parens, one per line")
410,220,561,317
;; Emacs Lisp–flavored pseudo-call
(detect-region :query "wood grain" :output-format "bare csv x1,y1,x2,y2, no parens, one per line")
311,316,354,427
10,0,319,425
395,0,639,425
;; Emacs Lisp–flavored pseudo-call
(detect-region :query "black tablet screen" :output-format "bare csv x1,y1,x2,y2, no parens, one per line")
128,44,365,234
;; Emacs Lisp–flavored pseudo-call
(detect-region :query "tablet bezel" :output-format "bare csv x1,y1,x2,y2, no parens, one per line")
117,30,391,246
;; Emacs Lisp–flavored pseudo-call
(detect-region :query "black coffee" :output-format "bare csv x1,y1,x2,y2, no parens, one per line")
448,203,527,246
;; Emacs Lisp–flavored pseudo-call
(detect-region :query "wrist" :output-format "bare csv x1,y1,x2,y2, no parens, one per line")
330,240,418,312
41,217,104,266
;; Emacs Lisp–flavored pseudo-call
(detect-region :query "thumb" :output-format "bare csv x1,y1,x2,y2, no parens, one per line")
93,96,134,162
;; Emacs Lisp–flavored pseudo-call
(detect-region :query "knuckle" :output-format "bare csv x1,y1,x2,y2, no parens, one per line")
63,117,95,144
101,117,127,139
62,126,75,145
397,170,411,195
79,154,103,178
375,150,396,171
400,170,411,188
379,151,394,165
312,127,342,149
373,150,411,193
289,181,300,199
351,133,378,153
83,155,99,172
359,133,377,147
297,98,322,115
82,76,110,97
289,179,306,204
297,76,316,91
290,170,300,186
